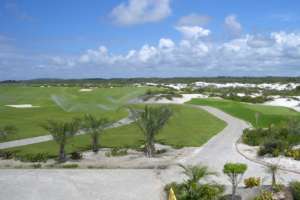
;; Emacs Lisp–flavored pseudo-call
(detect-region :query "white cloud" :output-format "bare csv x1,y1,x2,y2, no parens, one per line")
2,30,300,80
175,26,211,40
177,14,211,26
110,0,171,26
158,38,175,49
225,14,242,36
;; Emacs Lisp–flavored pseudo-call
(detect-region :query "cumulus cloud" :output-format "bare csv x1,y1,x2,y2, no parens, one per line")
2,29,300,80
225,14,242,36
158,38,175,49
110,0,171,25
175,26,211,40
177,13,211,26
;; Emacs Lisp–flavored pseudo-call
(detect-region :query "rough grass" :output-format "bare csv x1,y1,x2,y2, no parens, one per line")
187,98,300,127
5,105,226,157
0,86,149,141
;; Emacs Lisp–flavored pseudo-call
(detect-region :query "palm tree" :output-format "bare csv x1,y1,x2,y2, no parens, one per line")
180,164,217,184
42,119,79,162
134,105,172,157
0,125,17,139
266,164,279,190
179,164,223,200
81,114,110,153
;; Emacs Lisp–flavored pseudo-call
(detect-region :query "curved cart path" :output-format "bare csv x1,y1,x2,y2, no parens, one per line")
1,105,300,200
180,106,300,184
0,111,135,149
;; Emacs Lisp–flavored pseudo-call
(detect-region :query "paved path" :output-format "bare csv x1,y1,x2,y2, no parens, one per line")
0,111,135,149
0,169,165,200
182,106,300,185
1,106,300,200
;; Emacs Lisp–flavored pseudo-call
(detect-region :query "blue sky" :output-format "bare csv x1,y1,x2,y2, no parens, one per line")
0,0,300,80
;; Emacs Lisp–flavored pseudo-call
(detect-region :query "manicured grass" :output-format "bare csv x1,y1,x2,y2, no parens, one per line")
5,105,226,157
0,85,149,141
187,98,300,127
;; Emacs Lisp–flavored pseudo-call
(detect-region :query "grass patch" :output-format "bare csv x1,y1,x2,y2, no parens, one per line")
0,85,150,141
4,105,226,157
187,98,300,127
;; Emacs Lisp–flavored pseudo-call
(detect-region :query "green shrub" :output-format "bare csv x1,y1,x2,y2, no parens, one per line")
254,190,273,200
16,153,49,162
290,181,300,200
285,149,300,160
242,128,268,146
244,177,261,188
62,164,78,168
70,151,82,160
0,151,14,159
156,149,167,154
32,163,42,168
258,140,287,157
105,148,128,157
164,182,224,200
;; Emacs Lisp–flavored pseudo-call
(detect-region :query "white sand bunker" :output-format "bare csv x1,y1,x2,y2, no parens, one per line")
145,94,208,104
5,104,40,108
79,88,93,92
264,96,300,112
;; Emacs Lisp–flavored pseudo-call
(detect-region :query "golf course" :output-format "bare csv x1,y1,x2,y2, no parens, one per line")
187,98,300,127
0,85,149,141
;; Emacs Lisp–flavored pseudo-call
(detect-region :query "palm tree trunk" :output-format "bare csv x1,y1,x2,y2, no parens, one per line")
92,133,99,153
59,143,66,162
272,171,276,188
145,142,155,157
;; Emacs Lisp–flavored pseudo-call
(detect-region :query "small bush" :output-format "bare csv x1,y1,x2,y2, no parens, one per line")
105,148,128,157
244,177,261,188
285,149,300,160
156,149,167,154
254,190,273,200
62,164,79,168
258,140,287,157
32,163,42,168
290,181,300,200
70,151,82,160
0,151,14,159
242,128,268,146
16,153,49,162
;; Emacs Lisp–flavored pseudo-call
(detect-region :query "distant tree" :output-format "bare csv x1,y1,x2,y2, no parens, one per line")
133,105,172,157
81,114,110,153
0,125,17,139
223,163,247,200
42,119,79,162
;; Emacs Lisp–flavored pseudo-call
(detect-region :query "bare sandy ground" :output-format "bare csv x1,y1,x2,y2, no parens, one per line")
5,104,40,108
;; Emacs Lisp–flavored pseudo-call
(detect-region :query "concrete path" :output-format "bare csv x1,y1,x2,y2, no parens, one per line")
182,106,300,185
0,169,165,200
1,106,300,200
0,111,135,149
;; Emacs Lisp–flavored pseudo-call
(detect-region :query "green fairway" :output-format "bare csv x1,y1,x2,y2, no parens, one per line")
5,105,226,157
0,85,149,141
187,98,300,127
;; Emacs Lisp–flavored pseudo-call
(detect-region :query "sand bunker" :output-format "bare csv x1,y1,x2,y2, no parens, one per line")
5,104,40,108
144,94,208,104
79,88,93,92
264,97,300,112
